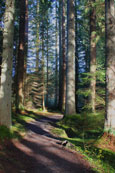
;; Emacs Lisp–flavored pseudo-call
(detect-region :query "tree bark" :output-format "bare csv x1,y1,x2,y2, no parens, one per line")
105,0,115,132
55,0,58,107
23,0,28,106
35,0,39,71
90,0,96,113
0,31,3,86
61,0,66,111
58,0,62,110
65,0,76,115
16,0,26,110
0,0,15,127
75,0,79,112
46,16,49,107
41,26,45,111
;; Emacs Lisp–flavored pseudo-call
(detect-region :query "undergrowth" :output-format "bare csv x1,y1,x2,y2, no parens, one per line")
0,109,41,141
51,112,115,173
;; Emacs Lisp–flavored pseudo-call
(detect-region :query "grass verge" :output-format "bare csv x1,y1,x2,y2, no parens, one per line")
51,112,115,173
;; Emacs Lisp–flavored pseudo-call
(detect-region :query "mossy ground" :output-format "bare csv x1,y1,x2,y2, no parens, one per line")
0,110,115,173
51,112,115,173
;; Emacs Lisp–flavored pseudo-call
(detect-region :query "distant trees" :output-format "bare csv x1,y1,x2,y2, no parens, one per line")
0,0,15,127
0,0,115,136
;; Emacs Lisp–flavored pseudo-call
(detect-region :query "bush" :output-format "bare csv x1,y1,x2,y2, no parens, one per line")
0,125,13,141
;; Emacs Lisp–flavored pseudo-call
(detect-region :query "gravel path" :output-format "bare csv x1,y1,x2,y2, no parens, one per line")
1,114,95,173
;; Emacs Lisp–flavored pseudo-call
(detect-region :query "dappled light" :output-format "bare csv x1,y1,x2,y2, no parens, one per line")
0,0,115,172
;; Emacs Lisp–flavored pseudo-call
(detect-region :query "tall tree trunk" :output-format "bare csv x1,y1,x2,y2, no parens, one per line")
65,0,76,115
36,0,39,71
75,0,79,112
61,0,66,111
0,0,15,127
90,0,96,113
55,0,58,107
41,28,45,111
46,17,49,106
105,0,115,132
0,31,3,86
0,0,5,86
16,0,26,111
24,0,28,106
58,0,62,110
0,59,1,84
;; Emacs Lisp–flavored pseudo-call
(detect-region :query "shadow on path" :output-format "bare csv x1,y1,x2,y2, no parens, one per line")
1,113,96,173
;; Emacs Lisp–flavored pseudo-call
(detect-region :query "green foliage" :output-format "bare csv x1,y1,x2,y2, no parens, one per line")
12,111,40,138
53,112,115,173
59,112,104,139
77,68,105,111
0,126,13,141
51,128,68,138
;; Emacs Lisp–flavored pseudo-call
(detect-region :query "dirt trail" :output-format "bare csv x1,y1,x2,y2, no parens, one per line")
0,114,95,173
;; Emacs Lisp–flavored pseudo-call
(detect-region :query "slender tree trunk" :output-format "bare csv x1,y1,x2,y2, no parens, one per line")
65,0,76,115
75,0,79,112
16,0,26,111
0,56,2,86
105,0,115,132
90,0,96,113
46,17,49,106
55,0,58,107
36,0,39,71
41,28,45,111
61,0,66,111
0,0,15,127
0,31,3,86
24,0,28,106
0,2,4,85
58,0,62,110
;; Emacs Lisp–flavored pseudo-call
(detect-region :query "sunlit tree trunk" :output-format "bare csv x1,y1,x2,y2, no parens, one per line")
61,0,66,111
105,0,115,132
65,0,76,115
90,0,96,113
16,0,26,111
0,0,15,127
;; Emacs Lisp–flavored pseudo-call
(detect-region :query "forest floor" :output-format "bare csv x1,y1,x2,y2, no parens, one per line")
0,111,95,173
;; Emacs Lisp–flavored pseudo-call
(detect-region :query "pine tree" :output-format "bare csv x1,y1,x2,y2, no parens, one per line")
16,0,26,111
61,0,66,111
0,0,15,127
65,0,76,115
105,0,115,133
90,0,96,113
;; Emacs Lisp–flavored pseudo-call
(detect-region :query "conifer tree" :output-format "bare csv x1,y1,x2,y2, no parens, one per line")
0,0,15,127
90,0,96,113
65,0,76,115
105,0,115,133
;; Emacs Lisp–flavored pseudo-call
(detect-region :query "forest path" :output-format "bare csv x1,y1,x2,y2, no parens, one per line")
1,113,95,173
